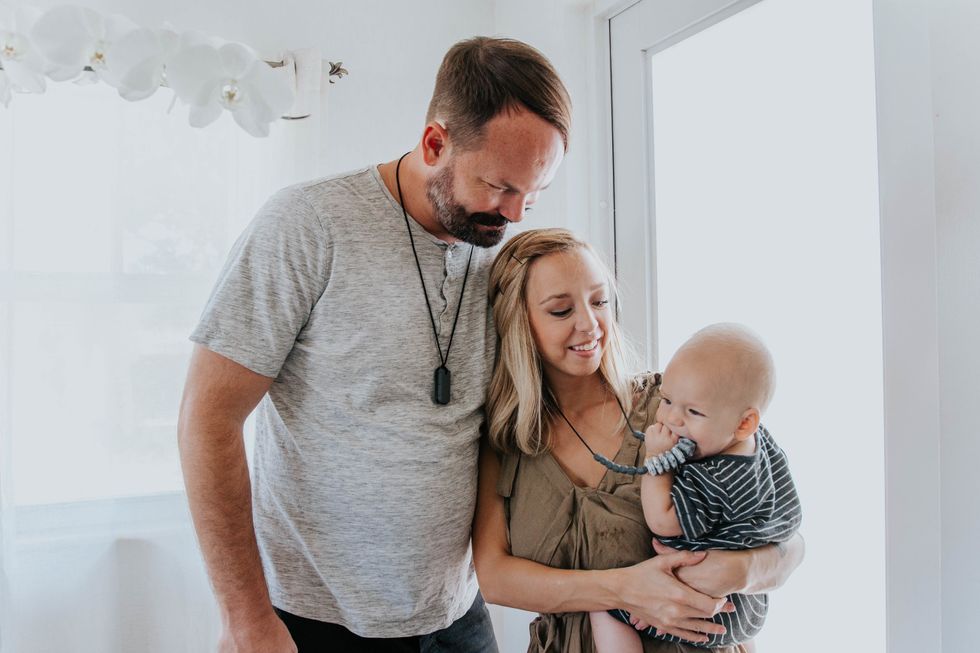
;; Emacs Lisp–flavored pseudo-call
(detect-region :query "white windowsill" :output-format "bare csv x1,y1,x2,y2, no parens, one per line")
13,492,194,544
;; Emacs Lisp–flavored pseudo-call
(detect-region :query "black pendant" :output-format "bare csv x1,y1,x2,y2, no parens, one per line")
433,365,452,405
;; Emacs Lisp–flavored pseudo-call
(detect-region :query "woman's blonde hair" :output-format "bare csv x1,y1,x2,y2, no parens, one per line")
487,228,634,455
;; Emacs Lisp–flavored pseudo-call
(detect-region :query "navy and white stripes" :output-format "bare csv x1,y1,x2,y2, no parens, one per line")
616,425,801,648
663,425,802,550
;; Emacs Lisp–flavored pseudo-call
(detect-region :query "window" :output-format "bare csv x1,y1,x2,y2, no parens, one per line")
610,1,884,649
1,80,309,506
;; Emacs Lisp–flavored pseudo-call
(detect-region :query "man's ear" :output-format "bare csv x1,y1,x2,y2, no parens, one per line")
734,408,760,441
421,120,450,166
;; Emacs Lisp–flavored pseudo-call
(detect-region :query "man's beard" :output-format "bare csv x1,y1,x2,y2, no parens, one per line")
426,163,509,248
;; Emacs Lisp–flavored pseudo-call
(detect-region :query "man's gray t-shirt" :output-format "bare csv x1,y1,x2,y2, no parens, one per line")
190,166,498,637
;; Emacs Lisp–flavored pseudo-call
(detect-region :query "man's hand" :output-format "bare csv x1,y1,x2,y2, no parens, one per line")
615,549,733,645
644,422,679,456
653,532,806,597
651,538,748,598
218,611,297,653
629,613,653,631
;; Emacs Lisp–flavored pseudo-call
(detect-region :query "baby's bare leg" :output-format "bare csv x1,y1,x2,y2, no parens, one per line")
589,611,643,653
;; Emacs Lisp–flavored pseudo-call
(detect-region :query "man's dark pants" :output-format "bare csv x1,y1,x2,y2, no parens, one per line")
275,592,498,653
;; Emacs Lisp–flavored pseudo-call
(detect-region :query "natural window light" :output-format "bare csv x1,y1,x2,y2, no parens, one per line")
646,0,883,649
1,81,299,506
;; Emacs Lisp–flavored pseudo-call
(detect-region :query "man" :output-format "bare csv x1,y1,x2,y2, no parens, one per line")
178,37,569,652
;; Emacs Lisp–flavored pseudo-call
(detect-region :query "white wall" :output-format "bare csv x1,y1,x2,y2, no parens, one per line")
930,2,980,651
874,1,980,651
492,0,599,243
10,496,216,652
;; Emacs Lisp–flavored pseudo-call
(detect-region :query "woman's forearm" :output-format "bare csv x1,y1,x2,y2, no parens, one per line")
472,437,728,640
476,552,622,613
476,547,732,645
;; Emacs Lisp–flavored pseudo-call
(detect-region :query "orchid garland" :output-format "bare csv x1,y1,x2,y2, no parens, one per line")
0,3,346,136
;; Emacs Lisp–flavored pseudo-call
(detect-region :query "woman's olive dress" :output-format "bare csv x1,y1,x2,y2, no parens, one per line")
497,373,749,653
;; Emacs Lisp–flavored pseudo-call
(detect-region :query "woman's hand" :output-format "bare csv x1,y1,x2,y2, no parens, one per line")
614,549,734,645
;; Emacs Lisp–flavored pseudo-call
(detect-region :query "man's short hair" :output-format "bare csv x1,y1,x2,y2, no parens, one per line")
426,37,572,152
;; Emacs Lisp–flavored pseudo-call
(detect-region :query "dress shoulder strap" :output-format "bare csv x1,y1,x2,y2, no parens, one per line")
629,371,663,430
496,450,521,499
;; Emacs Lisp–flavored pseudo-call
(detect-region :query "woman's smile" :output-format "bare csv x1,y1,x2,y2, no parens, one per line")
569,338,601,357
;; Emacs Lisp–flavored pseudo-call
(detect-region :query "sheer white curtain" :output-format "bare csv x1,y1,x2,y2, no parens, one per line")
0,75,323,651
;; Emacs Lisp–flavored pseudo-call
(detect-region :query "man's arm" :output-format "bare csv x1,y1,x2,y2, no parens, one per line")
177,345,296,653
653,533,806,597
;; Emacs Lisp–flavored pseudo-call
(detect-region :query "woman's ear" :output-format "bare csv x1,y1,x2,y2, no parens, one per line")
734,408,760,440
421,120,449,166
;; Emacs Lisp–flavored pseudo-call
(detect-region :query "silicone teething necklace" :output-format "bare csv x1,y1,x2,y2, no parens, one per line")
554,397,697,475
395,152,473,405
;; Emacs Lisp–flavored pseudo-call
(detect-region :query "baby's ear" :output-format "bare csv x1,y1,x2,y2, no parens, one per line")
734,408,760,440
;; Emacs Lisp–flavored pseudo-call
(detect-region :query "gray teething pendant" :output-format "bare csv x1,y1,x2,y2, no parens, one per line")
643,437,697,476
558,394,695,477
593,436,697,476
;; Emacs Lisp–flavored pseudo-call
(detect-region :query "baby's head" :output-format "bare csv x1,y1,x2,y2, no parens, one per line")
655,323,775,458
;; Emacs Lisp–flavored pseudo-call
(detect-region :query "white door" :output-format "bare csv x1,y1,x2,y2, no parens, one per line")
609,1,884,651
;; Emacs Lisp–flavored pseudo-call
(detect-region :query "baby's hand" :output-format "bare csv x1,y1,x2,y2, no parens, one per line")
644,422,679,455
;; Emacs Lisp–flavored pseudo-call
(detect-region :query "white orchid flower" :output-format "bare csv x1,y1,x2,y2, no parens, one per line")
0,3,46,96
30,5,138,82
102,27,178,101
166,40,294,137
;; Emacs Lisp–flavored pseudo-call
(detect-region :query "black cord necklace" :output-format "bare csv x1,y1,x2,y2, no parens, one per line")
553,396,650,475
554,395,699,476
395,152,474,405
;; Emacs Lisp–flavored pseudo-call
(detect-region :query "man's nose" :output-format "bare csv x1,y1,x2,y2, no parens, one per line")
499,194,528,223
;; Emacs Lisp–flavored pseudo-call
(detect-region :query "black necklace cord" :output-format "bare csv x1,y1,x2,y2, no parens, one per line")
394,152,474,403
553,388,699,476
444,245,474,363
395,153,442,362
614,395,649,441
553,395,650,475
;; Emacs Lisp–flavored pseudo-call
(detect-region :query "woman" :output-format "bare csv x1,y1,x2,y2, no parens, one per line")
472,229,803,652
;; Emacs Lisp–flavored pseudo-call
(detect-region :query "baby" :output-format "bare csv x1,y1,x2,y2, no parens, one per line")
591,323,802,651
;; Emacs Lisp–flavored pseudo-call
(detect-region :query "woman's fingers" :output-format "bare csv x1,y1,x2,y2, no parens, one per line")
623,552,731,644
678,617,727,636
654,618,727,644
654,626,710,644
